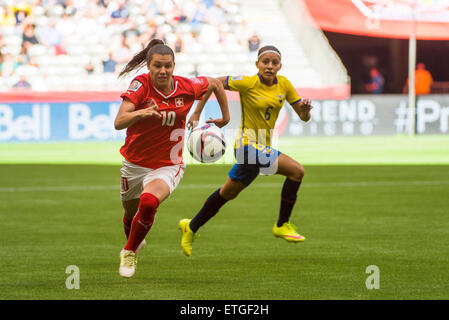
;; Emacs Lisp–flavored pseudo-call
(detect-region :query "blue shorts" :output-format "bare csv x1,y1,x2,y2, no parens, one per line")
228,144,281,186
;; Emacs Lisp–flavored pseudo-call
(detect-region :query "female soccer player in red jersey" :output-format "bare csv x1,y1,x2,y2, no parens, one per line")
114,39,230,278
178,45,313,256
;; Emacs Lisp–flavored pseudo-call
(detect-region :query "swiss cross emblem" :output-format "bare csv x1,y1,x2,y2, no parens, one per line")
175,97,184,107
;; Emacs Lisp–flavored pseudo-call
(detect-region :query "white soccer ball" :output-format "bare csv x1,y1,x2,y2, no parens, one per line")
187,124,226,163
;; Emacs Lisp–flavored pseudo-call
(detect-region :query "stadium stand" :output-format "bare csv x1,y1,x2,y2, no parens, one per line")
0,0,349,93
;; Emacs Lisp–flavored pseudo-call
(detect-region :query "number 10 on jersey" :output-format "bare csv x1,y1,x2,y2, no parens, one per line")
161,111,176,126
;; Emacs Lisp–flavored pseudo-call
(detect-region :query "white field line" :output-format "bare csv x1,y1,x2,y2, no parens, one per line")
0,180,448,193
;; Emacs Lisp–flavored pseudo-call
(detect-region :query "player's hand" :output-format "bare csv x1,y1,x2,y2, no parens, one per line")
298,99,312,121
206,117,229,128
140,100,162,119
299,99,313,112
187,112,200,130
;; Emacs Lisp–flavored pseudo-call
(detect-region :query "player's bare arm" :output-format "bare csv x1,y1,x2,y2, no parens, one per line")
291,99,313,122
187,91,212,129
114,98,162,130
187,77,230,129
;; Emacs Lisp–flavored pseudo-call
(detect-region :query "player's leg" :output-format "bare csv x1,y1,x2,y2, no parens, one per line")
120,179,170,278
124,179,170,253
275,153,304,226
189,163,258,232
121,198,147,253
120,161,144,239
120,164,184,277
272,153,306,242
120,162,150,253
122,199,139,239
178,163,258,256
189,176,247,231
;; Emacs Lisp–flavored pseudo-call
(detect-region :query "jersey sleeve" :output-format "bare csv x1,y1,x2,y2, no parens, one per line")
226,75,252,93
285,78,302,105
120,78,147,107
189,76,209,100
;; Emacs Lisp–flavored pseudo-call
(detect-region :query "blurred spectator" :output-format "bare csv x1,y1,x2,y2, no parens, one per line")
403,62,434,95
0,0,247,90
39,18,68,55
13,2,31,25
97,0,108,8
13,75,32,89
56,0,69,9
248,33,261,52
202,0,215,9
0,5,17,26
190,3,208,32
174,34,184,53
359,55,378,92
0,52,20,77
22,23,39,46
85,61,95,75
122,20,141,40
122,19,142,52
15,56,39,76
139,25,158,45
103,51,118,73
0,34,6,52
112,35,134,67
39,19,63,48
17,43,31,65
54,44,67,55
365,68,384,94
110,0,129,23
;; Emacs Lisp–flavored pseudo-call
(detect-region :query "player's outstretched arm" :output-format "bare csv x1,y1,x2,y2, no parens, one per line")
291,99,313,122
187,89,213,129
187,77,230,129
206,77,230,128
114,98,161,130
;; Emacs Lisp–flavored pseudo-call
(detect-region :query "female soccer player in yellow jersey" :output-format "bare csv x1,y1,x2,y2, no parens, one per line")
178,45,313,256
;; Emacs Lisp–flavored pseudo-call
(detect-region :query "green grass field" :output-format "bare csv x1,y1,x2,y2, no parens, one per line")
1,136,449,300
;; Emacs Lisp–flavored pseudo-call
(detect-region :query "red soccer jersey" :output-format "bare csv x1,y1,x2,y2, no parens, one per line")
119,73,209,169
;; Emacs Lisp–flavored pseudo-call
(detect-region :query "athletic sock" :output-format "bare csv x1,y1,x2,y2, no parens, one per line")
123,216,132,239
189,188,228,233
124,193,160,252
277,178,302,227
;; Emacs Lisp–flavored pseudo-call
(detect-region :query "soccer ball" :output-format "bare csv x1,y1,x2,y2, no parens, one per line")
187,124,226,163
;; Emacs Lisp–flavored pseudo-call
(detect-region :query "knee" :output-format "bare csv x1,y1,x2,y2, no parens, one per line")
140,193,160,210
289,163,305,182
138,193,160,222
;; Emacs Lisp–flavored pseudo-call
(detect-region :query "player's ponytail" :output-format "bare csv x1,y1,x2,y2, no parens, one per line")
118,39,175,78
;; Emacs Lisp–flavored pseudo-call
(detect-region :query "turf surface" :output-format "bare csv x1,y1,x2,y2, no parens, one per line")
1,135,449,165
1,163,448,300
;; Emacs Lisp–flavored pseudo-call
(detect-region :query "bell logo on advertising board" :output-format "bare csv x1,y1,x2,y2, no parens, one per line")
0,104,50,141
68,103,123,140
0,102,125,142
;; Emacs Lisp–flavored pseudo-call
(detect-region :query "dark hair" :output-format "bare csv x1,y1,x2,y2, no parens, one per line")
257,45,281,60
118,39,175,78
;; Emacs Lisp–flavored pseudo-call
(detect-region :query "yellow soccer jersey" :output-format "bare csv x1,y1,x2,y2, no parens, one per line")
226,74,301,148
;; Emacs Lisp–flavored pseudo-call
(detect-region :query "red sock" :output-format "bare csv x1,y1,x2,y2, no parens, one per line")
123,216,132,239
124,193,160,252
